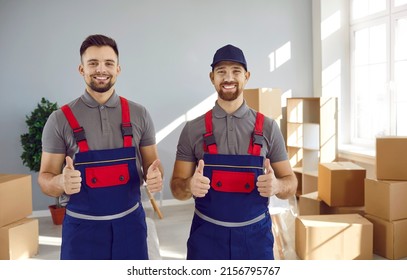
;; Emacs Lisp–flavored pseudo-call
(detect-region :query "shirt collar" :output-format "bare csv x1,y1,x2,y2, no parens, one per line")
80,90,120,108
212,100,249,119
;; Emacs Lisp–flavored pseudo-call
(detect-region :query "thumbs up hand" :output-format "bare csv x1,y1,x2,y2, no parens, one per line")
146,159,163,193
62,156,82,195
189,159,210,198
256,158,277,197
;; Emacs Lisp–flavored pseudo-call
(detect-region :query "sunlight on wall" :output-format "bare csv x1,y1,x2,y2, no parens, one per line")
185,92,218,121
268,52,275,72
276,42,291,68
322,59,341,97
269,41,291,72
155,115,186,144
321,10,341,40
156,92,217,144
281,89,292,107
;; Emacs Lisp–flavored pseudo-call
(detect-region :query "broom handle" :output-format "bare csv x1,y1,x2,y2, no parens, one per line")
145,186,163,219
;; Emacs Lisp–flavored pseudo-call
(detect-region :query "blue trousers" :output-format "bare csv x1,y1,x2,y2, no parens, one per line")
187,212,274,260
60,206,148,260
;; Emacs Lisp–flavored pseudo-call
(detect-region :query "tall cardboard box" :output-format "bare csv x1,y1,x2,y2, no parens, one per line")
0,218,39,260
318,162,366,207
376,137,407,180
295,214,373,260
243,88,282,120
0,174,32,227
364,178,407,221
365,214,407,260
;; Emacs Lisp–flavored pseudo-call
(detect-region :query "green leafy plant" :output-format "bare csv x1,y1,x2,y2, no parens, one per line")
20,97,58,172
20,98,66,216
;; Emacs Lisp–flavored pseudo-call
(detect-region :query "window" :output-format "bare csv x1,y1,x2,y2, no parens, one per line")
350,0,407,146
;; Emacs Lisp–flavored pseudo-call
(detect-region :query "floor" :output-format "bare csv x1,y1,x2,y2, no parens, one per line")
28,201,401,260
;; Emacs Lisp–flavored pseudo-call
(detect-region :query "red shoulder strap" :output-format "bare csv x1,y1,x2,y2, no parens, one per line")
120,97,133,148
203,110,265,155
203,110,218,154
247,112,265,156
61,105,90,152
61,97,133,152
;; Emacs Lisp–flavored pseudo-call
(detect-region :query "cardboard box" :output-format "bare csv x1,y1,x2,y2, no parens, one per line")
0,174,32,227
365,178,407,221
365,214,407,260
295,214,373,260
318,162,366,207
0,218,39,260
299,191,365,216
299,191,324,215
243,88,282,120
376,137,407,180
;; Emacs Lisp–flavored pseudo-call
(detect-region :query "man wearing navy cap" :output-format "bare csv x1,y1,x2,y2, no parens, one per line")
171,44,297,260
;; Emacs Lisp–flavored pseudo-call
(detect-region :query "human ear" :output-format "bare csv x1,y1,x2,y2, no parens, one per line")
209,72,214,84
245,71,251,82
78,64,84,76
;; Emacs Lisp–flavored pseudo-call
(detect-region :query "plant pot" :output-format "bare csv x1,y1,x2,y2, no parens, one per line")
48,205,66,225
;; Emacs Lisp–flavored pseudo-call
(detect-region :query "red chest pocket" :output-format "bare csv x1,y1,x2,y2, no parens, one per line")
210,170,255,193
85,164,130,188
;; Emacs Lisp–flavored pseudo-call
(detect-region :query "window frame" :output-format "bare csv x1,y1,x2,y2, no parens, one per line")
349,0,407,147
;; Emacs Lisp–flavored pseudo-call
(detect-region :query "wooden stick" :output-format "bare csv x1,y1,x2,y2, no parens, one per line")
271,214,285,260
145,186,163,219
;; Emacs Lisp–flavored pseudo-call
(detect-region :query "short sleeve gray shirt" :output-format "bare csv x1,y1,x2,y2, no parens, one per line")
176,101,288,163
42,91,156,180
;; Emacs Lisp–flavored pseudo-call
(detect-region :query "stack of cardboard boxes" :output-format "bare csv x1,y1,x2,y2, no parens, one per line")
364,137,407,259
0,174,39,260
296,161,373,259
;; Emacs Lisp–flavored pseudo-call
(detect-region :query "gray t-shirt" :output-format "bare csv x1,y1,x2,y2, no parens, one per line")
42,91,156,182
176,101,288,163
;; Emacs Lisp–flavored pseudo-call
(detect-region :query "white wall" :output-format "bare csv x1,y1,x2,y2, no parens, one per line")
0,0,313,210
312,0,350,143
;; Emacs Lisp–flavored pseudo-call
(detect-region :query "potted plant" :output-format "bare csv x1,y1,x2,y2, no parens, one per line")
20,97,65,225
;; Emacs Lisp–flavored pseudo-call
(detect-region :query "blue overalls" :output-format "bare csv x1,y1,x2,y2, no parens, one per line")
60,97,148,260
187,110,274,260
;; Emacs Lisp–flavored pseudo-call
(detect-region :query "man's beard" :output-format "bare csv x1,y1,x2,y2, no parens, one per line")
218,83,241,101
87,77,115,93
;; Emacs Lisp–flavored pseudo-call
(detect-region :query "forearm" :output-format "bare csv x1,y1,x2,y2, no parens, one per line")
170,177,193,201
274,173,298,200
38,172,65,198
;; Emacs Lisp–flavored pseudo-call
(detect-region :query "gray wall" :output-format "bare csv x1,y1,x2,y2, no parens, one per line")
0,0,313,211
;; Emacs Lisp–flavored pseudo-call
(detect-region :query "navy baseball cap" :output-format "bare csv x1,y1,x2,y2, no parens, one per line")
211,44,247,71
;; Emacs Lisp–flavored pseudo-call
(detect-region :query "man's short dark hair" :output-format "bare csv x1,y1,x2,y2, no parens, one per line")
80,34,119,60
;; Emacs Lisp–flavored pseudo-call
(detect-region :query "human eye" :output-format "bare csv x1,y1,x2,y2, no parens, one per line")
87,61,98,67
105,60,115,67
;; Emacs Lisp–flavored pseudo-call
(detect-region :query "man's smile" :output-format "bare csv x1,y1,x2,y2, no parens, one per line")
222,83,237,90
93,75,110,82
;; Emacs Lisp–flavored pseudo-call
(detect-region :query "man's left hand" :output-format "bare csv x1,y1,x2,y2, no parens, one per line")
146,159,163,193
256,158,278,197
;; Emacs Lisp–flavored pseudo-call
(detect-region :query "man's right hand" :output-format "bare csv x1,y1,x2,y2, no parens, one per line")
189,159,210,198
62,156,82,194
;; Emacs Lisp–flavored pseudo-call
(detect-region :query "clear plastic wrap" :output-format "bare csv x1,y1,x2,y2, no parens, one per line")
269,195,299,260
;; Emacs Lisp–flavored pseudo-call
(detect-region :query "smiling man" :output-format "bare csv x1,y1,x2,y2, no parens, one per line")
38,34,163,260
170,44,297,260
